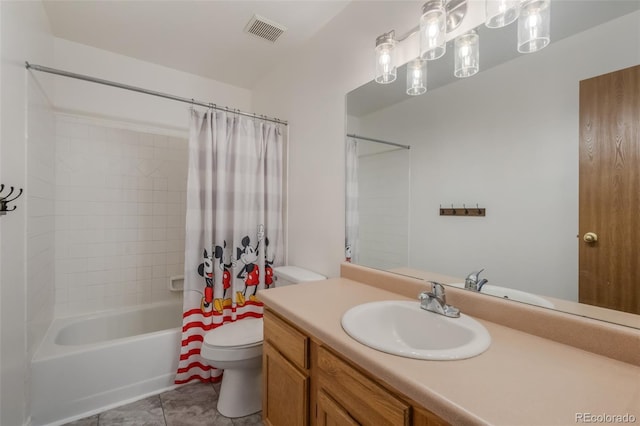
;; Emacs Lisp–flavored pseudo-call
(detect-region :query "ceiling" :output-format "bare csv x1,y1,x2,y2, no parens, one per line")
348,0,640,117
43,0,351,90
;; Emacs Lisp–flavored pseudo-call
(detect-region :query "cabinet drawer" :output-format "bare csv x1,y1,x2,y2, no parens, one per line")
317,346,410,426
264,309,309,370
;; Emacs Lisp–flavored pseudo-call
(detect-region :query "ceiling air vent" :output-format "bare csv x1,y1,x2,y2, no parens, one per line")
244,14,287,43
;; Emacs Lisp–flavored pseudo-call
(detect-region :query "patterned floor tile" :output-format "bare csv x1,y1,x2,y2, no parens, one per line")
232,412,263,426
98,395,166,426
62,414,99,426
61,382,262,426
162,382,228,426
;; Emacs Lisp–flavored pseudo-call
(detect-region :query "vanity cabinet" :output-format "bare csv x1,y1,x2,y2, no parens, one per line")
262,309,449,426
263,310,310,426
317,389,359,426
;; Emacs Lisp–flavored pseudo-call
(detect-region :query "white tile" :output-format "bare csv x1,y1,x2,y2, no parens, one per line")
136,202,153,216
67,286,88,303
152,203,167,216
152,264,166,279
166,251,184,265
166,263,183,277
137,190,153,203
153,177,168,190
165,227,183,242
86,271,108,286
122,267,137,282
138,176,153,190
166,215,183,228
152,228,167,241
152,191,167,203
138,228,154,242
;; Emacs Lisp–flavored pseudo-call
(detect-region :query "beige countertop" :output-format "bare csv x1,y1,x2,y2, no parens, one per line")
259,278,640,426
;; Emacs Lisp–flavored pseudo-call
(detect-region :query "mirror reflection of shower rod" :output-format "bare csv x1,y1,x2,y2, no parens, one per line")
346,133,410,150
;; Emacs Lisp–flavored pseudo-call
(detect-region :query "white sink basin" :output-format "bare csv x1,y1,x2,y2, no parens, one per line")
449,283,554,308
341,301,491,360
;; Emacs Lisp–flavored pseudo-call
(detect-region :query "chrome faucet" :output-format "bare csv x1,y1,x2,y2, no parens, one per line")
419,281,460,318
465,269,488,292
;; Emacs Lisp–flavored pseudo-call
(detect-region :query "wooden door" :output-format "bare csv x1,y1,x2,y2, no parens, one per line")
263,342,309,426
579,65,640,314
317,390,360,426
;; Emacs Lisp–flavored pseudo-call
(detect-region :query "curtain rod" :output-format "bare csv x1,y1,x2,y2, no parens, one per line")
25,62,288,126
346,133,410,150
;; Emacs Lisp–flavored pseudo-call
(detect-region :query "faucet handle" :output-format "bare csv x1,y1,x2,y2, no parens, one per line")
427,281,446,302
466,269,485,281
428,281,445,295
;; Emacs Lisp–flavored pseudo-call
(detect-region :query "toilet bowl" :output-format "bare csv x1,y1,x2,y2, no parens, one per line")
200,266,326,418
201,318,263,418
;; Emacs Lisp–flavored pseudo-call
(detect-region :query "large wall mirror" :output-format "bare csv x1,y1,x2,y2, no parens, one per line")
345,1,639,328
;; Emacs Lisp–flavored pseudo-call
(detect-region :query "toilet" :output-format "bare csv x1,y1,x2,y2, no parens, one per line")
201,265,326,418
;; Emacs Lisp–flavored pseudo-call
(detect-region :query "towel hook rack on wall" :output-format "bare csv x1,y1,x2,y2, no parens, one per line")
439,203,485,217
0,184,24,216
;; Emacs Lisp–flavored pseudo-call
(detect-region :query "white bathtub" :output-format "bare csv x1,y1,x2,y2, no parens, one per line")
31,301,183,426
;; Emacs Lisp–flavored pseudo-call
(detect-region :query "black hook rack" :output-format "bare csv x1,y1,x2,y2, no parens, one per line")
0,185,24,216
439,203,485,217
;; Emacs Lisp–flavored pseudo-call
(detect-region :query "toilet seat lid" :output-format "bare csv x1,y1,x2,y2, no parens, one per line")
204,318,263,348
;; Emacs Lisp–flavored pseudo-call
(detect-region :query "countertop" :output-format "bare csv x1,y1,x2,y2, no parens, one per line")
258,278,640,426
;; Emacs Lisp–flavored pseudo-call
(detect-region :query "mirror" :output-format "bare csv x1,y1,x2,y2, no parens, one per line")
345,1,640,328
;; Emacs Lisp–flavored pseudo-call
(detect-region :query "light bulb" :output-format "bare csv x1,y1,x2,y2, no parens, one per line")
406,59,427,96
518,0,550,53
485,0,520,28
375,33,397,84
454,30,479,78
420,0,446,60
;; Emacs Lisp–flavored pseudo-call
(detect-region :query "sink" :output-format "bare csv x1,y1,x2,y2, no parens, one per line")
449,283,554,308
341,301,491,360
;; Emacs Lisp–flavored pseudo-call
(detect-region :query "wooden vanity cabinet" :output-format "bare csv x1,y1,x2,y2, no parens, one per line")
262,309,448,426
263,310,311,426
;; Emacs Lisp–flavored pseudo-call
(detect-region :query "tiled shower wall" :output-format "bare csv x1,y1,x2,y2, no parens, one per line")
357,148,410,270
54,116,187,316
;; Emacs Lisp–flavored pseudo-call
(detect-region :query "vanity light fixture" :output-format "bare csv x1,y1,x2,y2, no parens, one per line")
420,0,447,60
454,29,479,78
375,31,398,84
407,59,427,95
485,0,520,28
373,0,550,91
518,0,551,53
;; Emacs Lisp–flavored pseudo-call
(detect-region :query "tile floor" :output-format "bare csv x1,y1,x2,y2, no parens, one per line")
64,382,263,426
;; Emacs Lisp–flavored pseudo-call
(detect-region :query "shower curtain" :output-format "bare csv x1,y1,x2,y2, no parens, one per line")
345,138,359,263
176,109,284,384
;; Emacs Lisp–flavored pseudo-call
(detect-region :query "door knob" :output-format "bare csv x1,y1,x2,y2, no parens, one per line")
583,232,598,243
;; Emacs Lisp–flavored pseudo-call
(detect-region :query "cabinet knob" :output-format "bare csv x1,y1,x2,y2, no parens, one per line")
583,232,598,243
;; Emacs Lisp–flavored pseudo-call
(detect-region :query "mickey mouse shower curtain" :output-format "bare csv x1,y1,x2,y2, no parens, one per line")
176,109,284,384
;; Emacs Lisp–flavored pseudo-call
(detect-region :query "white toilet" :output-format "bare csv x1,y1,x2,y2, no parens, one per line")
201,265,326,418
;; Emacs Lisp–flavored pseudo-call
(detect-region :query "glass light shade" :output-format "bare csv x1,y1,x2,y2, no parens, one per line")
375,39,397,84
518,0,550,53
406,59,427,96
485,0,520,28
454,30,479,78
420,0,446,61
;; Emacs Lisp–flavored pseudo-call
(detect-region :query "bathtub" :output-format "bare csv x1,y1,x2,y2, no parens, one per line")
31,301,184,426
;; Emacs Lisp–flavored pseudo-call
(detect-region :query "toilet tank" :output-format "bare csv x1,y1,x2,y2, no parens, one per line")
273,266,326,287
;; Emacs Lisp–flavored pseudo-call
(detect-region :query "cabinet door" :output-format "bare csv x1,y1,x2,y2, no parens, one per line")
413,406,449,426
317,390,360,426
263,342,309,426
317,346,410,425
